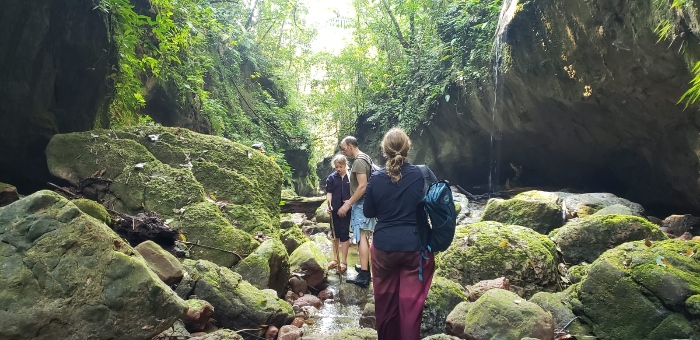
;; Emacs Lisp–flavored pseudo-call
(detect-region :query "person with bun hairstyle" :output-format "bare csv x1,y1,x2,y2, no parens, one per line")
362,127,437,340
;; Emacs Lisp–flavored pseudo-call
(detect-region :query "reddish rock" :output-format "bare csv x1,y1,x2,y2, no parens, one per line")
289,276,308,295
468,277,510,302
134,240,184,285
291,317,305,328
679,232,694,241
265,326,278,340
317,288,334,301
293,294,323,309
0,183,19,207
662,214,700,236
182,300,214,332
278,325,303,340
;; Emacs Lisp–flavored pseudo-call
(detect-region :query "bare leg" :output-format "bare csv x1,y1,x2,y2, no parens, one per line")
359,234,370,270
340,240,350,264
331,238,339,263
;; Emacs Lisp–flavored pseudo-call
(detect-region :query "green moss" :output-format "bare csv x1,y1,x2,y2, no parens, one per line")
481,191,564,234
549,214,669,264
529,291,593,336
436,221,558,297
109,161,205,217
173,202,259,268
225,204,275,235
686,294,700,315
71,199,111,225
280,225,307,255
464,289,553,339
422,276,467,337
567,263,590,284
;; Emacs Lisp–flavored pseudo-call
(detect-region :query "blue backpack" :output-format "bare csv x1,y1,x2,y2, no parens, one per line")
416,165,457,279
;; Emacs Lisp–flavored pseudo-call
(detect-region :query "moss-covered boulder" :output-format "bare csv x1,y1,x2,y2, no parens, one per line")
529,286,593,337
0,191,187,339
71,198,111,224
481,190,564,234
46,127,283,236
323,328,378,340
463,289,554,340
445,301,473,338
592,204,644,217
315,200,331,223
436,221,559,297
280,225,307,255
421,276,467,338
549,214,668,264
289,241,328,288
134,240,184,285
563,193,645,218
175,259,293,331
233,238,289,297
577,239,700,339
566,263,591,284
174,202,259,267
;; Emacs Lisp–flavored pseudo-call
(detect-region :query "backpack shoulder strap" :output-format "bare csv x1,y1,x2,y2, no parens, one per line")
417,165,431,196
356,153,373,169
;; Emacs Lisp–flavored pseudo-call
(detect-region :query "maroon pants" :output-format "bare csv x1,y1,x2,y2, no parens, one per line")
370,244,435,340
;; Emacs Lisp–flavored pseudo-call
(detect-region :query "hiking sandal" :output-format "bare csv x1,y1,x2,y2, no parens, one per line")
328,260,338,269
337,263,347,274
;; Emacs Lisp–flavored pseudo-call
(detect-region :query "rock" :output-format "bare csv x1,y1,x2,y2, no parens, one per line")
566,263,590,284
421,276,467,338
463,289,554,340
592,204,644,218
71,198,111,224
289,276,308,295
265,325,278,340
293,294,323,309
288,241,328,289
175,201,259,267
360,303,376,329
304,222,331,236
280,225,308,255
278,324,303,340
577,239,700,339
291,317,305,328
444,301,472,338
318,288,334,301
280,213,307,229
280,196,326,215
563,193,645,219
338,281,374,305
662,214,700,236
680,232,695,241
529,288,593,337
182,299,214,332
436,221,559,297
467,277,510,302
481,190,564,234
0,182,20,207
0,191,187,339
153,319,190,340
175,259,294,331
190,329,243,340
233,238,289,297
421,335,461,340
319,327,378,340
135,240,185,285
314,201,331,223
549,214,668,264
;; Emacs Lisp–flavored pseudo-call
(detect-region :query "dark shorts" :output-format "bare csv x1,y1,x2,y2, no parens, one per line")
331,212,351,242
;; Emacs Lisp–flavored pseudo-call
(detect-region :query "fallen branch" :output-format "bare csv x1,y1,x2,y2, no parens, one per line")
47,182,78,198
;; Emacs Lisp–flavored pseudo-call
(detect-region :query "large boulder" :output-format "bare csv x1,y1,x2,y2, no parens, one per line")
0,191,187,339
562,193,645,219
463,289,554,340
436,221,559,297
549,214,668,264
175,201,259,268
289,241,328,289
134,240,185,285
445,301,473,338
577,239,700,339
421,276,467,338
175,259,294,331
314,200,331,223
45,127,283,235
233,238,290,297
280,225,307,255
529,286,593,337
481,190,564,234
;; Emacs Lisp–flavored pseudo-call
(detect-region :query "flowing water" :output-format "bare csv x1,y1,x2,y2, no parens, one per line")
488,0,519,196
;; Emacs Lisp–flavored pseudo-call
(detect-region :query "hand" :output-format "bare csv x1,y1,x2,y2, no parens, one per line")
326,202,333,214
337,203,350,217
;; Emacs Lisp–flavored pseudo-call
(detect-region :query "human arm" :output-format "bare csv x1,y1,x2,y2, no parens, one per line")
337,172,367,217
326,192,333,213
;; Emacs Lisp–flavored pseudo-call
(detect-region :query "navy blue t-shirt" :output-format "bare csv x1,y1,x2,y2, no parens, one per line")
363,163,436,252
325,171,350,211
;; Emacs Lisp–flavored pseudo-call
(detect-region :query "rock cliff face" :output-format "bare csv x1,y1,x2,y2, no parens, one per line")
0,0,112,191
409,0,700,214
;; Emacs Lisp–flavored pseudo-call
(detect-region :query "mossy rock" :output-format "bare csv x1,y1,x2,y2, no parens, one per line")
578,239,700,339
280,225,307,255
566,263,591,284
463,289,554,339
46,132,157,185
71,198,111,224
289,241,328,288
592,204,643,217
563,193,645,218
436,221,558,297
322,328,378,340
233,238,289,297
0,191,187,339
421,276,467,338
173,202,259,268
176,259,293,332
481,190,564,234
315,200,331,223
529,291,593,336
445,301,473,338
549,214,668,264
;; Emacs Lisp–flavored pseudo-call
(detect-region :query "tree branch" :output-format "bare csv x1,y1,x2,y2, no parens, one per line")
380,0,410,50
